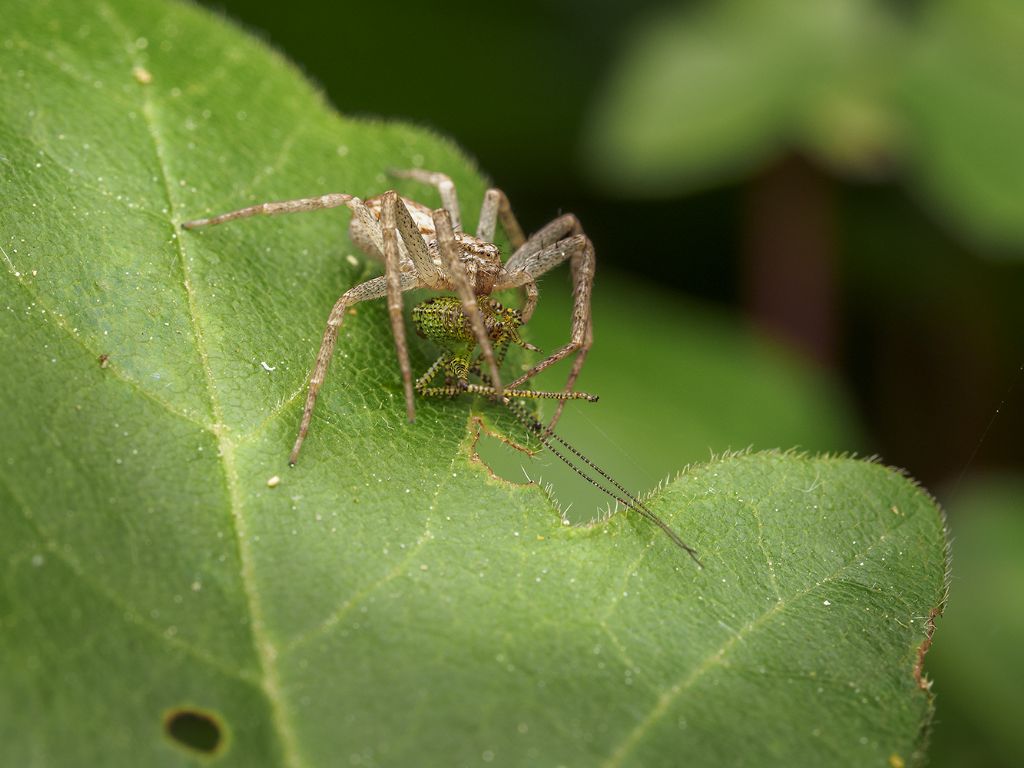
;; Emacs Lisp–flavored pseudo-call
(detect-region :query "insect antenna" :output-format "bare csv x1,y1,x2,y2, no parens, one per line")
468,364,702,566
502,398,702,567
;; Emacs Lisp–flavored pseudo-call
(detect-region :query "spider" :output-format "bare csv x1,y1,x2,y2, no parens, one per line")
182,169,595,465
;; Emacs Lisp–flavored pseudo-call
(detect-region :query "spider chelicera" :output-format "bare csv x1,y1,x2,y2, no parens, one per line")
182,169,595,465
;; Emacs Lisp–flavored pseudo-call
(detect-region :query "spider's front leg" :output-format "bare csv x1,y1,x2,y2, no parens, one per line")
380,192,418,423
431,208,505,400
388,169,462,232
291,271,420,464
499,214,595,430
390,168,527,249
181,193,358,229
183,188,449,462
377,189,451,423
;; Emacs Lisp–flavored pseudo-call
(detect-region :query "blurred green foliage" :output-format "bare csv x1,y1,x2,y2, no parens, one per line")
927,475,1024,768
588,0,1024,251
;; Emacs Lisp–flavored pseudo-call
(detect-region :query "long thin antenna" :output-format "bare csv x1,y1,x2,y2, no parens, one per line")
501,397,703,567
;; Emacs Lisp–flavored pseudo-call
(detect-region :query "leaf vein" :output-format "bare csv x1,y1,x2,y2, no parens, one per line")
0,250,212,433
0,471,259,686
282,426,467,654
601,520,900,768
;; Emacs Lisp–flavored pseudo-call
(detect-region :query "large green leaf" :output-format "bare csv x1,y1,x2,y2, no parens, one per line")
1,1,948,766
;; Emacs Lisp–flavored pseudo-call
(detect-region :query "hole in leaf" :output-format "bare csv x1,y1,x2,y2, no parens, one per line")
164,708,225,755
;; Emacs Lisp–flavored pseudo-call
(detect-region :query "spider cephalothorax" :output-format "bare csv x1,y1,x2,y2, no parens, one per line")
182,169,594,464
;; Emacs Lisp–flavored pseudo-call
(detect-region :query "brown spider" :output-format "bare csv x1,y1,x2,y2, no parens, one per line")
182,169,594,465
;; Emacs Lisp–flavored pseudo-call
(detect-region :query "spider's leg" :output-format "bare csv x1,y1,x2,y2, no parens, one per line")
181,193,356,229
432,208,504,399
520,279,539,324
498,217,595,429
550,306,593,426
527,235,594,429
503,214,585,273
501,213,585,325
389,169,462,232
291,272,420,465
477,188,526,247
381,191,419,422
183,192,391,271
389,191,444,287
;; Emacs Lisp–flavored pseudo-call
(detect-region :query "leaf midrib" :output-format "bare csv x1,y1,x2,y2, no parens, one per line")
105,0,303,764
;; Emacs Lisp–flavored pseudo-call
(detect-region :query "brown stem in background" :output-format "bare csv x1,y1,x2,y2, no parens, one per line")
742,154,838,369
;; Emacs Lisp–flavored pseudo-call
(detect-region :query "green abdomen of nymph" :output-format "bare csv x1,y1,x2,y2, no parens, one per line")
413,297,475,380
413,296,529,382
413,297,476,348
